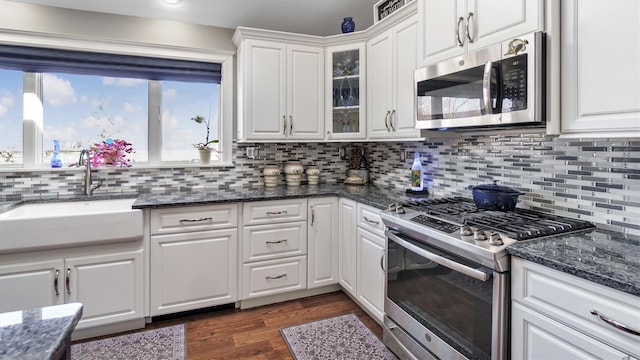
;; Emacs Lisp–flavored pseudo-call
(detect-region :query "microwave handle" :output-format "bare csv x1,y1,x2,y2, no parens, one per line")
482,62,494,114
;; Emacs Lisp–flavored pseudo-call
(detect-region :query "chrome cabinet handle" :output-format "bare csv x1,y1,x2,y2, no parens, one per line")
289,115,293,135
466,12,474,43
65,268,71,295
590,309,640,336
266,274,287,280
363,216,380,225
384,111,391,131
310,206,315,226
456,16,465,47
179,217,213,223
54,269,60,296
266,239,287,245
266,210,288,216
282,115,287,135
380,250,386,272
389,110,396,131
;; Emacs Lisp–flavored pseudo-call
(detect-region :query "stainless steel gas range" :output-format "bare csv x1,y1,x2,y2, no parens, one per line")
380,197,594,360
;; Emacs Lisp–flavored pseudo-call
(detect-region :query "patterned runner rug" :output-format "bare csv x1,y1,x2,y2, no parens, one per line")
281,313,398,359
71,324,186,360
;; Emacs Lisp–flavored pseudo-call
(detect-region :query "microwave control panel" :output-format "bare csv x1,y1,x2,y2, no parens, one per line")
500,54,527,113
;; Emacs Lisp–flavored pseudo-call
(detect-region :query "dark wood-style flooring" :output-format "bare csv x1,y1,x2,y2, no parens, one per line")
75,291,381,359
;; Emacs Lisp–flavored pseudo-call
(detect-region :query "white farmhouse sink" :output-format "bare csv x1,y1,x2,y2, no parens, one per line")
0,198,143,253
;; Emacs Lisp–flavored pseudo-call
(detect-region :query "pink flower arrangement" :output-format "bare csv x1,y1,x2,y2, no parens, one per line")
90,138,134,167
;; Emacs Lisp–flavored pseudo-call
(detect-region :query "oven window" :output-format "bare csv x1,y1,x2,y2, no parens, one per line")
387,238,493,360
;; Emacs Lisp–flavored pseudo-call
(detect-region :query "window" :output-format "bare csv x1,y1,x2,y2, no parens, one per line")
0,69,23,165
0,43,231,168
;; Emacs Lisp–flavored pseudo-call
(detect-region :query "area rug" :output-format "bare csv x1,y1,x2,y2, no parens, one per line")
281,313,398,360
71,324,186,360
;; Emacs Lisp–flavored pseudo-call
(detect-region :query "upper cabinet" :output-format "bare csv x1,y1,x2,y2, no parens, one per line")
367,14,421,140
235,32,325,142
418,0,543,66
560,0,640,137
325,43,367,140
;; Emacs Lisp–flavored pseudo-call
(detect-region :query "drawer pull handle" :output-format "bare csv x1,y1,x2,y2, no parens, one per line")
65,268,71,295
179,217,213,223
54,269,60,296
590,309,640,336
266,211,288,216
363,216,380,225
266,240,288,245
266,274,287,280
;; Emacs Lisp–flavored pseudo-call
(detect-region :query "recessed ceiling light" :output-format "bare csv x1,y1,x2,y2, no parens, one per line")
162,0,182,5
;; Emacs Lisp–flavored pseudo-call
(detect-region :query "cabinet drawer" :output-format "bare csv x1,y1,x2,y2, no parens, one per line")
512,258,640,357
357,203,385,237
242,256,307,299
242,221,307,262
242,199,307,225
150,204,238,235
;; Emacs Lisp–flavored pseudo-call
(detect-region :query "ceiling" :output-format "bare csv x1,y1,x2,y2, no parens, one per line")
9,0,379,36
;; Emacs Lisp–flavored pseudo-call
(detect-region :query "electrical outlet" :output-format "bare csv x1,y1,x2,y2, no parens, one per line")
245,147,258,159
399,150,406,162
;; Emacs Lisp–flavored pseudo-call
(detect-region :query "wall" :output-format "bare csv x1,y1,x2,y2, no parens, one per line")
2,133,639,236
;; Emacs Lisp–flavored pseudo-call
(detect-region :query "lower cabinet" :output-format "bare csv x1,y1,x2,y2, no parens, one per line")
307,197,339,289
242,255,307,299
356,226,385,322
338,198,358,297
0,247,144,331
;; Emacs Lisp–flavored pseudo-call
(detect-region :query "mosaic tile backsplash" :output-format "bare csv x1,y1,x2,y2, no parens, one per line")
1,132,639,235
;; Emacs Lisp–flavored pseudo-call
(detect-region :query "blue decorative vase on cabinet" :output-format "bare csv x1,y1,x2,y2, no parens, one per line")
341,17,355,33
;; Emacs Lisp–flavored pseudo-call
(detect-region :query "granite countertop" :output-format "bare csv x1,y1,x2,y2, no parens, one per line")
507,228,640,297
0,303,82,359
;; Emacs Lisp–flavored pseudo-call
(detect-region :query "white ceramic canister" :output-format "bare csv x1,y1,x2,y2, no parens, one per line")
306,165,320,185
263,164,280,187
284,161,304,186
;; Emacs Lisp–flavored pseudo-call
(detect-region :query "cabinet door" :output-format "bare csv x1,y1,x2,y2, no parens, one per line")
287,44,325,140
66,250,143,329
326,43,367,140
512,302,630,360
561,0,640,135
356,227,385,323
0,260,64,312
367,29,394,139
391,15,421,139
150,229,237,316
241,39,287,140
338,198,357,296
467,0,542,52
418,0,466,66
307,197,338,289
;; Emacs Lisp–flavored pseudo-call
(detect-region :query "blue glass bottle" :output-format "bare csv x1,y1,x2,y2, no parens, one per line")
341,17,355,33
51,139,62,168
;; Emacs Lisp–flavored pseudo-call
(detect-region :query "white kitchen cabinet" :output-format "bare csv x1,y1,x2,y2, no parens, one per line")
149,204,238,316
511,257,640,359
367,15,421,140
325,43,367,140
235,36,325,141
418,0,543,66
0,248,144,332
356,226,385,323
307,197,339,289
560,0,640,136
338,198,357,297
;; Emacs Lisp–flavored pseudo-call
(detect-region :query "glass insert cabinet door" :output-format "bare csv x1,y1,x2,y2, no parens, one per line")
326,43,366,140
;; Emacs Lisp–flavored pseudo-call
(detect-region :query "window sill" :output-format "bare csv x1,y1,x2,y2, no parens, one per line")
0,161,234,173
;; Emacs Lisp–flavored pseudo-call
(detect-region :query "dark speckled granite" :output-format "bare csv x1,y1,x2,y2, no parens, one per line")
507,229,640,297
0,303,82,359
132,184,409,211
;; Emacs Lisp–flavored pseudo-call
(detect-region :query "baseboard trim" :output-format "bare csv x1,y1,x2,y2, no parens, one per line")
72,318,145,341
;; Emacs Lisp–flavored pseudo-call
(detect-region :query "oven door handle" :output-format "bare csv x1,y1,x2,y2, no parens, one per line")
386,231,492,282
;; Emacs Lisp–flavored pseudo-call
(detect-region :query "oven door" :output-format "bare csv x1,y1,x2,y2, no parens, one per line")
385,230,508,360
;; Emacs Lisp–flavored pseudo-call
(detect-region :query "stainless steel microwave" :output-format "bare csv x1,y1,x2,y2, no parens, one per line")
415,32,545,130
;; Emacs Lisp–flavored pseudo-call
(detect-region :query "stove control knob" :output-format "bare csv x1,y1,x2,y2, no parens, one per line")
474,230,487,241
460,225,473,236
489,233,504,246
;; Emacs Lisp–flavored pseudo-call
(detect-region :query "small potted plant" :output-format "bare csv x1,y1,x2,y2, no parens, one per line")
191,115,219,164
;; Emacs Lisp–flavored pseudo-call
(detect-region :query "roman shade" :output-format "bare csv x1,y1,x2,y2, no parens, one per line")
0,44,222,83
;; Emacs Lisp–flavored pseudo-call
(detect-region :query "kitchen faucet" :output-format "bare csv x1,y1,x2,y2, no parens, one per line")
78,149,103,196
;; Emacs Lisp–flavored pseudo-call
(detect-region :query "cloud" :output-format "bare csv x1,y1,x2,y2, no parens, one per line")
162,110,178,130
0,90,14,117
102,77,145,87
124,102,142,112
163,88,177,100
44,125,79,143
42,74,77,106
81,114,124,133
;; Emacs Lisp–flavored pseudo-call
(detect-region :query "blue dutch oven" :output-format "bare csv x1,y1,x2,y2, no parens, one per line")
468,181,525,211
